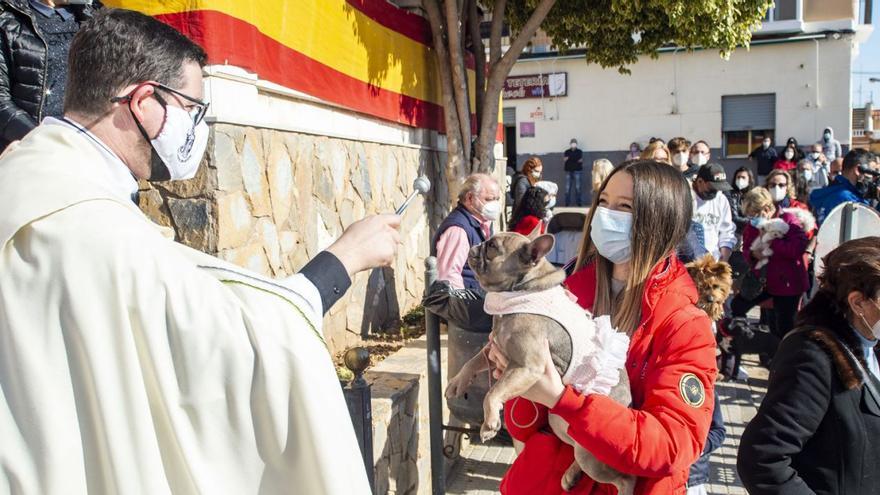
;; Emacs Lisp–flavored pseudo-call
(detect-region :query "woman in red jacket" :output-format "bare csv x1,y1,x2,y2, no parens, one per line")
510,186,549,237
772,144,798,172
492,160,718,494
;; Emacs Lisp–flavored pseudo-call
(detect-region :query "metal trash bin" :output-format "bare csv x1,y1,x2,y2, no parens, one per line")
445,322,490,425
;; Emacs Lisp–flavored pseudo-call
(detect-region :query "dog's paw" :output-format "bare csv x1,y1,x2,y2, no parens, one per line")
561,470,583,491
445,377,466,400
446,374,471,399
719,337,734,353
480,419,501,442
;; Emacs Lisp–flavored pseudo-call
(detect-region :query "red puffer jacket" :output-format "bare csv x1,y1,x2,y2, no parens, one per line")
500,256,717,495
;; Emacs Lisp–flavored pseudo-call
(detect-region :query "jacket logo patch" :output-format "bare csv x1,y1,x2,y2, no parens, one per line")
679,373,705,408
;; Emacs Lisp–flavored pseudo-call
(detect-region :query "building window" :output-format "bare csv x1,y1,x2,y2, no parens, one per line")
764,0,800,22
725,130,775,158
722,94,776,158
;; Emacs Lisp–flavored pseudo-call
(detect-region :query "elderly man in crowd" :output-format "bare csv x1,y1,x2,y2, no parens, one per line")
433,173,501,290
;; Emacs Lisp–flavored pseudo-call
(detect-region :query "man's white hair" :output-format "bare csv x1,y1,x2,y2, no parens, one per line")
458,173,496,203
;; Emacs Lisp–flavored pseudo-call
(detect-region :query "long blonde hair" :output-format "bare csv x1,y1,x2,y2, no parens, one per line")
576,160,693,334
764,169,796,203
639,141,671,164
591,158,614,192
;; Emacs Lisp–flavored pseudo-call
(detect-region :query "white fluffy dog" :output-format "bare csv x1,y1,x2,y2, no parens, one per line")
750,208,816,269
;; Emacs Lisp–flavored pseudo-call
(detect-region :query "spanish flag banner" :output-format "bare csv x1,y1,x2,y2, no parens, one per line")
102,0,468,133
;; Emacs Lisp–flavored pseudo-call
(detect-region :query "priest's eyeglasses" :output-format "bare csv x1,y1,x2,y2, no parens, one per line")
111,82,210,126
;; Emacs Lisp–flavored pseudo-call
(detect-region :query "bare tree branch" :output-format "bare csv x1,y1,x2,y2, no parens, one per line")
422,0,465,173
444,0,473,164
489,0,506,66
476,0,557,171
467,0,485,134
495,0,556,77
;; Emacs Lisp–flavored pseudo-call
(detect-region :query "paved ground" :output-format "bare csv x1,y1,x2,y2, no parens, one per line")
447,355,769,495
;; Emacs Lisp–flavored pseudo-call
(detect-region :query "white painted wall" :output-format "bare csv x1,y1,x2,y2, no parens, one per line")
507,35,856,154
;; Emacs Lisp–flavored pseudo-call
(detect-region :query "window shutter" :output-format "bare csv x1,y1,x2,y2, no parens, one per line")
722,94,776,132
503,107,516,126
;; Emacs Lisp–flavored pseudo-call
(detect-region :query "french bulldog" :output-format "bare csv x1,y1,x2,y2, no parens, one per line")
445,232,635,494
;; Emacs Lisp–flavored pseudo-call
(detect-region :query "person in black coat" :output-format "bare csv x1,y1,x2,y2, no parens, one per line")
725,166,756,237
748,136,777,178
0,0,100,150
738,236,880,495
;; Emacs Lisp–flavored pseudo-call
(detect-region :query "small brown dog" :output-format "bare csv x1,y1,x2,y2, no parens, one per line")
445,233,634,494
685,254,733,322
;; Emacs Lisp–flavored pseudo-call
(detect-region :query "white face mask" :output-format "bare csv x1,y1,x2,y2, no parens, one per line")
477,198,502,221
149,105,209,180
531,171,542,179
857,300,880,339
762,141,771,149
735,177,749,190
672,152,689,167
590,206,633,264
784,150,795,160
802,170,813,182
691,152,708,167
770,184,788,202
810,152,821,160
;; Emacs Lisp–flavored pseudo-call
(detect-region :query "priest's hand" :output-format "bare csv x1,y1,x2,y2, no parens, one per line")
327,214,402,276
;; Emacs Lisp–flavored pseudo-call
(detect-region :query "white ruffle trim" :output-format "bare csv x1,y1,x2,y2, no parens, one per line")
566,315,630,396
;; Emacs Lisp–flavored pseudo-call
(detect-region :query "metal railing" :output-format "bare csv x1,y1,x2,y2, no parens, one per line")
342,348,375,493
342,256,480,495
424,257,446,495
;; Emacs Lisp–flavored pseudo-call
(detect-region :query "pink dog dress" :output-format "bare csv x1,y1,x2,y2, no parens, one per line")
484,286,629,395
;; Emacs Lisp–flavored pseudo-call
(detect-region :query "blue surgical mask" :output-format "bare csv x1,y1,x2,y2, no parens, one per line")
749,217,763,228
590,206,633,264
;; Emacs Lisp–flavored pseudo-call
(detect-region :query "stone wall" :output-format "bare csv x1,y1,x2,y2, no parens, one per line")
366,334,460,495
139,123,451,353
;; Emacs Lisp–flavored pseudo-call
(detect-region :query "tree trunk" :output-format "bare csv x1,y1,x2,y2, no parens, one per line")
474,0,557,172
489,0,506,66
423,0,467,201
466,0,485,145
443,0,472,165
425,0,558,195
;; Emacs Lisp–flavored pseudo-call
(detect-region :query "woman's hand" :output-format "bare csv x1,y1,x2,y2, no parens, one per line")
488,336,565,409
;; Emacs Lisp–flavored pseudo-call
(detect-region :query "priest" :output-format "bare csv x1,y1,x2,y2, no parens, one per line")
0,9,400,495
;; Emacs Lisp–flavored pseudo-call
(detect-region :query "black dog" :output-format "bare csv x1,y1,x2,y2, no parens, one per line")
717,317,780,379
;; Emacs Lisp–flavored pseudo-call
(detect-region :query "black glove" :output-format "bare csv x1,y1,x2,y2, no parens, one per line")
422,280,493,333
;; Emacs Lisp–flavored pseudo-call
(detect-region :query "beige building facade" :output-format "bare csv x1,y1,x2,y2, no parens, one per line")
504,0,874,202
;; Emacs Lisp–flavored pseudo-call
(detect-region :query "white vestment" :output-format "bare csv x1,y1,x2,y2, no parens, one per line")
0,124,370,494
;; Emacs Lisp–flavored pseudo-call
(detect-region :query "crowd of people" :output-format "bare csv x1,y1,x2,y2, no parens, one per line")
440,132,880,494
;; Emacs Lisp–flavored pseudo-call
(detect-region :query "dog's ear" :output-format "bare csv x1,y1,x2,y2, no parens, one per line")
526,227,542,242
713,261,733,278
525,234,555,264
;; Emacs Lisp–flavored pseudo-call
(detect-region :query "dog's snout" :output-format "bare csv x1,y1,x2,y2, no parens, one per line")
706,296,716,303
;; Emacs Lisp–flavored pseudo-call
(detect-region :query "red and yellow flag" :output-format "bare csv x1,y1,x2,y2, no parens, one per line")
103,0,456,132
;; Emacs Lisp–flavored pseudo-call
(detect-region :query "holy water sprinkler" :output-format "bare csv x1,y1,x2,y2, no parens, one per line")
395,175,431,215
